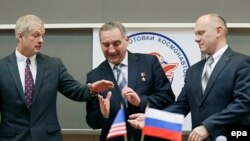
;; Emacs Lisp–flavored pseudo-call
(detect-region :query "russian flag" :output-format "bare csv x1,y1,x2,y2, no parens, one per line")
106,108,127,140
142,107,184,141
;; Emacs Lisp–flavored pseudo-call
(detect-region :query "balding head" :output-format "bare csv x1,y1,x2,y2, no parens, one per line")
194,13,228,55
196,13,228,36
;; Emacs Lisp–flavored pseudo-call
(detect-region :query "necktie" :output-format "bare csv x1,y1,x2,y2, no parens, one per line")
113,64,127,91
202,56,214,93
25,58,34,109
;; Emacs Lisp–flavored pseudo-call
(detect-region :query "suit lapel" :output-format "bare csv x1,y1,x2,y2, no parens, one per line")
195,59,206,103
127,52,139,89
201,48,233,104
7,53,26,102
32,54,44,105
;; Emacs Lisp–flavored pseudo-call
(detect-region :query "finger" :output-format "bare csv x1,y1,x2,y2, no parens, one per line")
87,83,93,90
121,87,132,94
194,134,201,141
189,132,197,141
188,133,193,141
102,79,114,85
98,95,102,101
127,119,133,124
127,120,137,128
128,114,137,119
98,95,105,103
106,91,112,100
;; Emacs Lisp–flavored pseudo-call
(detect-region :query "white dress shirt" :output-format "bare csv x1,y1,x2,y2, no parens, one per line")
15,49,37,92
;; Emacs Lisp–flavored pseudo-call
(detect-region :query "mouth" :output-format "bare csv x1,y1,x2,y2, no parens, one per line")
35,46,42,49
108,53,118,58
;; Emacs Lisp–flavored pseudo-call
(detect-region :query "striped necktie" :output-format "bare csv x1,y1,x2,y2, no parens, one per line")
202,56,214,93
113,64,127,91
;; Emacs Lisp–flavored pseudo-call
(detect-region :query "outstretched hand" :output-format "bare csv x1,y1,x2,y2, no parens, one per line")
98,91,112,118
127,113,145,129
88,80,114,94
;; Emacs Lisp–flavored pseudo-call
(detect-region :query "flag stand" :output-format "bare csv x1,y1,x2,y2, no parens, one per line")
122,103,127,141
140,134,144,141
124,134,128,141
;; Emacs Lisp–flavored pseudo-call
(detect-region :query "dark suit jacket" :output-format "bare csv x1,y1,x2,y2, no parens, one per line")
86,52,175,141
0,53,91,141
165,48,250,141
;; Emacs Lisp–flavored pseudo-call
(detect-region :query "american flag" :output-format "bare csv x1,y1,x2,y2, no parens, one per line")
106,108,127,140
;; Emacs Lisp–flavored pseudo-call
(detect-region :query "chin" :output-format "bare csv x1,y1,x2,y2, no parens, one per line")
35,50,41,54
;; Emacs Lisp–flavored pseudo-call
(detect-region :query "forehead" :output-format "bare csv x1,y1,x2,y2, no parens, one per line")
100,28,123,42
195,21,209,32
194,15,212,29
29,24,45,34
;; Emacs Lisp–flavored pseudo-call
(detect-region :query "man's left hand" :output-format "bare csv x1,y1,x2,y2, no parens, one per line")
188,125,209,141
122,87,140,106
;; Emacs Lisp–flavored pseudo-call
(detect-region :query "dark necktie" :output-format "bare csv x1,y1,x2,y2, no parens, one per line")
25,58,34,109
202,56,214,93
113,64,127,91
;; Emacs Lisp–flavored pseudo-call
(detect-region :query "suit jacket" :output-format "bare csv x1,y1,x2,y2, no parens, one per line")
0,53,91,141
86,51,175,141
165,48,250,141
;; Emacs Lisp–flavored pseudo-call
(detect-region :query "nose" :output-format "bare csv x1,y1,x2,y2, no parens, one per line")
195,36,200,43
108,45,115,53
39,36,44,43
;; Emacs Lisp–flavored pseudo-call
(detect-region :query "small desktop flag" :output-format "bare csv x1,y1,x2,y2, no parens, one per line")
142,107,184,141
106,108,127,140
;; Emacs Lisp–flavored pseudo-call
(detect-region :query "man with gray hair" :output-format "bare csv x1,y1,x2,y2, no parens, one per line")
86,21,175,141
0,14,114,141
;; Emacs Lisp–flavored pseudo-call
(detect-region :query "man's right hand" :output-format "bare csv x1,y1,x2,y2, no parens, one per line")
87,80,114,94
128,113,145,129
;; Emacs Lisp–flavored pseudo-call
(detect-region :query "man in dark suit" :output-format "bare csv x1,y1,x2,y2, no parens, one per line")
86,21,175,141
0,14,114,141
128,13,250,141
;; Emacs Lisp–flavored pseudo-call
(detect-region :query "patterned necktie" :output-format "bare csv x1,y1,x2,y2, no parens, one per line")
25,58,34,109
202,56,214,93
113,64,127,91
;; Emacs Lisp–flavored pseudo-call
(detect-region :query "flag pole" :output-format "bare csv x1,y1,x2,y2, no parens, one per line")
140,134,144,141
120,103,127,141
124,134,128,141
140,103,149,141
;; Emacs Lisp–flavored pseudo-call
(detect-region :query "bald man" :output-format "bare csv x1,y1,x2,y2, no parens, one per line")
129,13,250,141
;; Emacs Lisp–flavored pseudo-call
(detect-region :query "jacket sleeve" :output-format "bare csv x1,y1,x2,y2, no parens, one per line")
58,58,91,101
85,73,110,129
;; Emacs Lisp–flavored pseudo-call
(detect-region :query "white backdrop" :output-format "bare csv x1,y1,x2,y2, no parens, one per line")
93,28,201,131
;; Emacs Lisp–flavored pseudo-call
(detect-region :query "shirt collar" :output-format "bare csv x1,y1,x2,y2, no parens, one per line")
15,48,36,66
206,45,228,60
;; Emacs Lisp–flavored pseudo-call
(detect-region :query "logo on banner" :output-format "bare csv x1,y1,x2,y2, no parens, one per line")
128,32,190,83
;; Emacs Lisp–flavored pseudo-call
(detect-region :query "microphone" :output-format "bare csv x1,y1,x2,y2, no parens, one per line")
215,135,227,141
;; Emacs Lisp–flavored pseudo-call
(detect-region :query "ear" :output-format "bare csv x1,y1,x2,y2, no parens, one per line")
216,26,224,37
17,32,23,40
125,36,129,41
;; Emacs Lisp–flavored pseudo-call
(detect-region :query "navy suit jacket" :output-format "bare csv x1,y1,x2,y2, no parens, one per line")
86,52,175,141
165,48,250,140
0,53,91,141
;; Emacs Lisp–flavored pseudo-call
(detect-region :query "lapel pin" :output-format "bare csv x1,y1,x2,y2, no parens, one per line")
141,72,146,82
